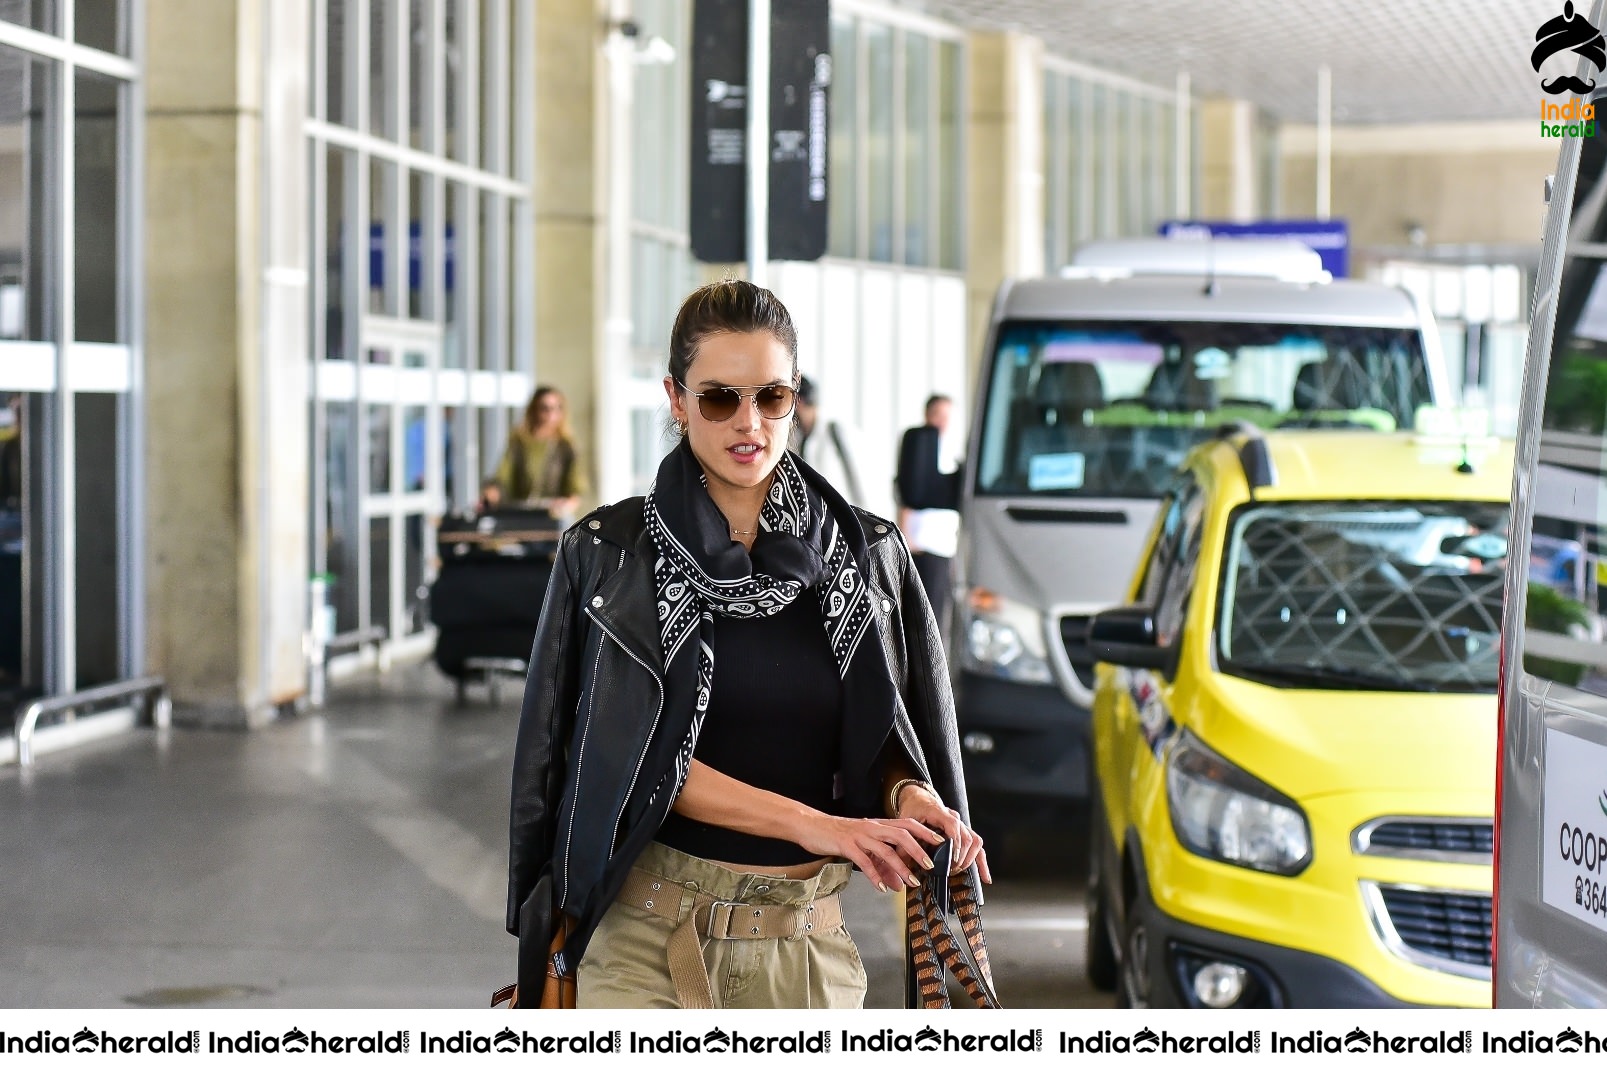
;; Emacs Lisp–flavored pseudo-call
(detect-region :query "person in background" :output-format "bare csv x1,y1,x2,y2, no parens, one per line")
792,374,874,512
895,394,961,631
485,385,589,524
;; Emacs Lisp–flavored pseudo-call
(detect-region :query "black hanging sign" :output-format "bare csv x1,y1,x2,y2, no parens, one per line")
689,0,830,264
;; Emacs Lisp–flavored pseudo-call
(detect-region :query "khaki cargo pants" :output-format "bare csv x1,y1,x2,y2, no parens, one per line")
576,841,867,1009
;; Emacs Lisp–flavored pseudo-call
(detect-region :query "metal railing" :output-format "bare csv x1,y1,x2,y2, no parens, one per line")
15,675,170,768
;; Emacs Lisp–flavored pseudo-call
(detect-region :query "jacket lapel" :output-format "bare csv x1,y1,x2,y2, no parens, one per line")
583,515,665,679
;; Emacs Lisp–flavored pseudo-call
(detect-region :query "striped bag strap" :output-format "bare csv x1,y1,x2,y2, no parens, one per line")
906,870,1003,1009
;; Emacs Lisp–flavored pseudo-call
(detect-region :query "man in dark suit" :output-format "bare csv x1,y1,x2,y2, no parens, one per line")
895,395,961,629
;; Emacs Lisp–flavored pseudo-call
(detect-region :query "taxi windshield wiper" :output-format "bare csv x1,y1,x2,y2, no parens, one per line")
1228,662,1438,692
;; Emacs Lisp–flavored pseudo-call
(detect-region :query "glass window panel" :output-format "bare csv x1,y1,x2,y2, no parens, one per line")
1138,97,1156,232
0,392,32,692
409,0,428,150
74,392,119,685
369,0,395,139
370,158,399,315
408,169,425,319
0,46,57,342
1114,93,1134,235
1042,73,1061,271
323,148,349,359
74,69,119,343
507,197,526,373
444,182,465,365
75,0,119,53
1068,77,1087,245
865,23,893,263
402,403,426,490
1091,85,1110,237
368,516,390,633
828,14,857,259
325,402,360,633
479,192,502,373
444,0,462,159
0,0,55,33
368,402,392,493
937,39,963,270
902,33,930,267
324,0,348,125
443,404,465,508
1159,102,1177,223
479,0,505,174
404,511,428,634
479,405,505,492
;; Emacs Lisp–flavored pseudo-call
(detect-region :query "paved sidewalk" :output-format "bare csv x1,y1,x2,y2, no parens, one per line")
0,660,906,1009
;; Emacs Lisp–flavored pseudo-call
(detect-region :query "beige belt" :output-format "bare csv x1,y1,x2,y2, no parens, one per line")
616,866,845,1010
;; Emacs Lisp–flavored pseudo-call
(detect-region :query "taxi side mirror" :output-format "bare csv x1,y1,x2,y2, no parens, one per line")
1089,605,1171,671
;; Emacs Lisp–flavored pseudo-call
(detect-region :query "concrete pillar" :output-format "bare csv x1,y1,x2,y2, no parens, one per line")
1195,97,1256,221
534,0,610,506
964,31,1044,383
145,0,309,727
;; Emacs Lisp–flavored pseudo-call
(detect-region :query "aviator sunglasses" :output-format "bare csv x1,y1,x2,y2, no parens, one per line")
677,381,798,422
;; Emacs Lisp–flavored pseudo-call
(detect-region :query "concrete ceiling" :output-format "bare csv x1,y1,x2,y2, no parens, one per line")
900,0,1571,124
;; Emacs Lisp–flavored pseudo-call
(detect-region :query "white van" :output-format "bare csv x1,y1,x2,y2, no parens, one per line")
953,237,1451,825
1493,71,1607,1004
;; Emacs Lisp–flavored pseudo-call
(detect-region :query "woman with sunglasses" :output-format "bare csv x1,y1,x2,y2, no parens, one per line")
507,279,990,1009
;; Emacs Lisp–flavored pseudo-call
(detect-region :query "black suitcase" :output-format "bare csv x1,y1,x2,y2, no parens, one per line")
429,508,559,691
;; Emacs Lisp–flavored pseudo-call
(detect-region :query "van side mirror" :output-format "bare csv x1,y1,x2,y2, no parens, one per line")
1089,605,1172,670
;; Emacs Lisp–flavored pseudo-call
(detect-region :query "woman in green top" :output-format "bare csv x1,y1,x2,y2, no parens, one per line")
486,386,589,522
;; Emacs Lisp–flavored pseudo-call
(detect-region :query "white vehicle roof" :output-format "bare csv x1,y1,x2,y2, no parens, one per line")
1066,237,1330,283
995,271,1424,328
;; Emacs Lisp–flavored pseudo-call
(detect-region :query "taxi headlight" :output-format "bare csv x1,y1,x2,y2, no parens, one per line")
1166,730,1311,875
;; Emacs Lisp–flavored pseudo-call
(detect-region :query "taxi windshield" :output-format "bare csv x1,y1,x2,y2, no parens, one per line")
1217,500,1510,693
973,320,1431,498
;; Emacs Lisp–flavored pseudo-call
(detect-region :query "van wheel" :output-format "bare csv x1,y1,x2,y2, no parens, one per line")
1084,809,1117,991
1117,898,1153,1009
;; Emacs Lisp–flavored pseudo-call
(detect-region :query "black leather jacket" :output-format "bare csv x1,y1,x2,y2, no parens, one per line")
506,496,971,993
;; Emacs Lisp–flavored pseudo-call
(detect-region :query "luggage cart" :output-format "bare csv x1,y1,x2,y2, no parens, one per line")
428,506,558,703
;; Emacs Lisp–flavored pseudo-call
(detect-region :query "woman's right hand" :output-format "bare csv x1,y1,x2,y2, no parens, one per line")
794,814,947,893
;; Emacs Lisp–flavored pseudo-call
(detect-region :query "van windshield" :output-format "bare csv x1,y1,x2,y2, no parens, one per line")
974,320,1432,498
1218,500,1509,694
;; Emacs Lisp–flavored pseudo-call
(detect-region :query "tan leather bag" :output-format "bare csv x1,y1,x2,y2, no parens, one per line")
492,914,577,1009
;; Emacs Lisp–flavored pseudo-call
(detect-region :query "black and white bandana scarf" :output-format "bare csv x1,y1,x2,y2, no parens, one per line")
638,437,892,811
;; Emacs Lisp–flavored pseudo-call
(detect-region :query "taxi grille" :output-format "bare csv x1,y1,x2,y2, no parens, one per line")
1375,886,1492,970
1364,819,1493,858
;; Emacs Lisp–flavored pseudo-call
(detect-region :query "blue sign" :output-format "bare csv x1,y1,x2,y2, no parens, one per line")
369,221,456,292
1158,219,1349,278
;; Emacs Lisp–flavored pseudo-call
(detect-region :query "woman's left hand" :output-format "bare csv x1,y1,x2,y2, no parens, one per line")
896,785,991,885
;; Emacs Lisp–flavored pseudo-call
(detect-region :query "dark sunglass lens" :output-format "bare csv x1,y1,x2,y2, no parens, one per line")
756,386,794,417
699,387,742,420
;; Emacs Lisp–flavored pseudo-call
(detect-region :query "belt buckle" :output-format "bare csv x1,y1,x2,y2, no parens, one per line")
704,899,743,939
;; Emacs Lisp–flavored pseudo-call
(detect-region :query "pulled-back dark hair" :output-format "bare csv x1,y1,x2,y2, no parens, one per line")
668,279,799,386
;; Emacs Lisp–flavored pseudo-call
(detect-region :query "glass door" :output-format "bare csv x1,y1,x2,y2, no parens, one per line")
317,321,445,659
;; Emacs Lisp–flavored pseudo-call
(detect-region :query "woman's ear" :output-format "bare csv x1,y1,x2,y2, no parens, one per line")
664,375,688,426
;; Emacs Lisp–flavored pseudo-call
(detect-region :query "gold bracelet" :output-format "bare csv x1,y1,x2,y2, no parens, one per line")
888,778,933,817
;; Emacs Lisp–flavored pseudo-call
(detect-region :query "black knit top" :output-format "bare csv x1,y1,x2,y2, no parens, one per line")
655,593,847,865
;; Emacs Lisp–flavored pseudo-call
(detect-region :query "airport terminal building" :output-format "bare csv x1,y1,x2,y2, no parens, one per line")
0,0,1553,732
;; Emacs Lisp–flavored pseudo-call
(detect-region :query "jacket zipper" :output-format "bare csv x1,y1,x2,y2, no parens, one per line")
584,609,666,860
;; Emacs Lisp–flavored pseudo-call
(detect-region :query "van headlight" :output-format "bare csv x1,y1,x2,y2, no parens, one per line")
1166,730,1311,875
961,587,1053,685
